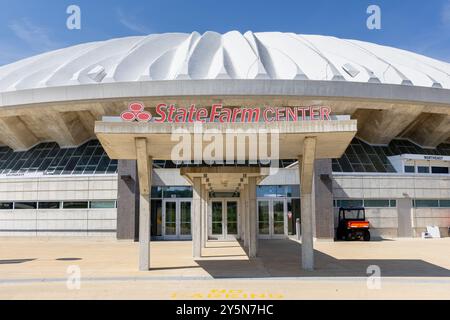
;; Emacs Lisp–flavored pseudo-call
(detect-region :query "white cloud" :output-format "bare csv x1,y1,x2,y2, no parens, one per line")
116,8,151,34
8,18,61,52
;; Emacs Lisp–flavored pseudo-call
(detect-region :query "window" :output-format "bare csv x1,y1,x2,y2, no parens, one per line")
0,202,13,210
337,199,364,208
163,187,193,198
63,201,88,209
257,186,300,198
417,166,430,174
14,202,37,210
390,200,397,207
414,200,439,208
364,200,390,208
404,166,415,173
151,187,163,199
439,200,450,208
286,185,300,198
89,201,116,209
257,186,278,198
431,167,449,174
38,202,61,209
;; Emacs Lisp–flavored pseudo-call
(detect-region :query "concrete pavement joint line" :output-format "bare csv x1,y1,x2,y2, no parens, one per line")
1,276,450,285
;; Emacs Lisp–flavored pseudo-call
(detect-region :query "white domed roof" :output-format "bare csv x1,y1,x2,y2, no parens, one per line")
1,31,450,92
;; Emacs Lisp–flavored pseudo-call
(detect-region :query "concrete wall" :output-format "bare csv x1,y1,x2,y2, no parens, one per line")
333,174,450,238
0,175,117,236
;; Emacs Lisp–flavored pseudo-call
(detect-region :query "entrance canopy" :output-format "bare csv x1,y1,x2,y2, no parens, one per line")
94,118,356,271
95,119,357,161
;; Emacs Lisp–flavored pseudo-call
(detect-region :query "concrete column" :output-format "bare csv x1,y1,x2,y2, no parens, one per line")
201,184,208,248
248,177,258,258
239,193,245,242
117,160,139,240
135,138,152,271
313,159,334,241
192,177,202,258
299,137,317,271
243,184,250,249
397,197,413,237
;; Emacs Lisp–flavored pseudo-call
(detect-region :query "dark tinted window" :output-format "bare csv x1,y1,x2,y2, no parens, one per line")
414,200,439,208
364,200,390,208
404,166,415,173
431,167,449,174
15,202,37,209
0,202,13,210
417,166,430,174
439,200,450,208
38,202,61,209
63,201,88,209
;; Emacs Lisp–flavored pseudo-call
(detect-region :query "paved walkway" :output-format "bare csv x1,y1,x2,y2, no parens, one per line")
0,237,449,299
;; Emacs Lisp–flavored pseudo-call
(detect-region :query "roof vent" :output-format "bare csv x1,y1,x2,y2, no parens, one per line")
401,80,414,86
342,63,360,78
87,65,106,83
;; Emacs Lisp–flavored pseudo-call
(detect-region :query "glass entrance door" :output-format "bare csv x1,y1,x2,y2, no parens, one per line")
257,199,287,238
162,199,192,239
210,199,239,240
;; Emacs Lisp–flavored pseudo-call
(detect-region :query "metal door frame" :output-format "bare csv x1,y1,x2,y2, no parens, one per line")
209,198,240,240
162,199,192,240
257,198,288,239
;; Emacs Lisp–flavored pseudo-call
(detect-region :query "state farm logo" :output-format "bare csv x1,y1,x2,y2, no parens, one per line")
120,102,152,122
120,102,332,123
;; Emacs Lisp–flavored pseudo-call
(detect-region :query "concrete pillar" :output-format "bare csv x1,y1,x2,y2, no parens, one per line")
135,138,152,271
397,198,413,238
299,137,317,271
243,184,250,249
117,160,139,240
313,159,334,241
248,177,258,258
192,177,202,258
239,193,245,242
201,184,208,248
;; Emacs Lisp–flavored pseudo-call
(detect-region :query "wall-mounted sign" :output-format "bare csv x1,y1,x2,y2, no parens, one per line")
121,102,332,123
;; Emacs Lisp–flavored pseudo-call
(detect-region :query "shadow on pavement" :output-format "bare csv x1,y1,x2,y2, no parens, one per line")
0,259,36,265
196,239,450,278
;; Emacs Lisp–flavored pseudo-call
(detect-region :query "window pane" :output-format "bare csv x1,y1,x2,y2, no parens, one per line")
151,187,163,198
63,201,88,209
0,202,13,210
211,201,223,235
227,202,238,235
258,201,270,235
364,200,390,208
439,200,450,208
286,185,300,198
38,202,60,209
339,199,363,207
390,200,397,207
257,186,277,198
165,201,176,235
431,167,449,174
417,166,430,174
415,200,439,208
15,202,37,209
163,187,193,198
180,202,191,236
404,166,415,173
90,201,115,209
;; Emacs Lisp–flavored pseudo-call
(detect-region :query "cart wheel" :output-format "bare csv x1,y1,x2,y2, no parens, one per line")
364,231,371,242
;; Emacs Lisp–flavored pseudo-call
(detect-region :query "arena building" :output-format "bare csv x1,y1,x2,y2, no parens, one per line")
0,31,449,270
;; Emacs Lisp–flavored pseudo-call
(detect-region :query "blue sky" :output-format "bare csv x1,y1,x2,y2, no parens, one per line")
0,0,449,66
